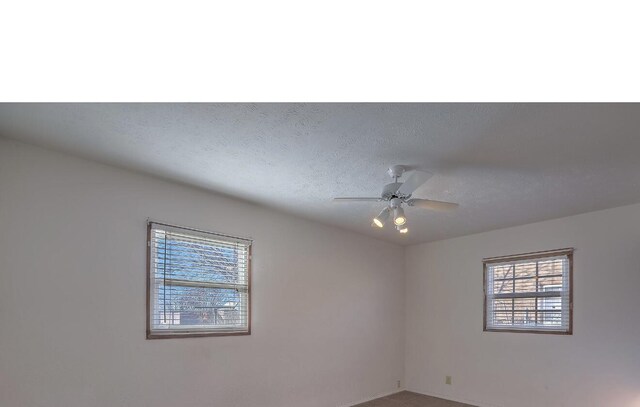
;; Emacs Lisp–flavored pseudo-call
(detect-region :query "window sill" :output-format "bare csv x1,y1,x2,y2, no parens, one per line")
483,328,572,335
147,329,251,339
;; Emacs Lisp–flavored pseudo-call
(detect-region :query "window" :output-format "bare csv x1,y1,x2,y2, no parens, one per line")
147,221,251,338
483,248,573,334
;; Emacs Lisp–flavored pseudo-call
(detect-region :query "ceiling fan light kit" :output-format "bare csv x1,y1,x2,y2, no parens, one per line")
334,165,459,235
373,207,391,228
397,224,409,234
393,206,406,226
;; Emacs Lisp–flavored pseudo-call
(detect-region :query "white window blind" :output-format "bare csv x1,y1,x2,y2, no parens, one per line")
147,221,251,338
484,248,573,334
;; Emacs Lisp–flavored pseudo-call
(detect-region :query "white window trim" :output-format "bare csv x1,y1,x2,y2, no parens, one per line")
483,248,573,335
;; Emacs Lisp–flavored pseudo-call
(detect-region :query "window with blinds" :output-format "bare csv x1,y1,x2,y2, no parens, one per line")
147,221,251,338
483,248,573,334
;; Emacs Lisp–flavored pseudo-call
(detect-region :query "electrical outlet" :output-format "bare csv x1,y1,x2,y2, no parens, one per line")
397,380,401,389
445,376,452,385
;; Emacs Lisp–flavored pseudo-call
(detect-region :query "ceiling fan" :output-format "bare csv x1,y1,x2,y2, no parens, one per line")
333,165,459,234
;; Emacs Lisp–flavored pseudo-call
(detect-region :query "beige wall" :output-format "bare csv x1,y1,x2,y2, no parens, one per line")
405,203,640,407
0,139,405,407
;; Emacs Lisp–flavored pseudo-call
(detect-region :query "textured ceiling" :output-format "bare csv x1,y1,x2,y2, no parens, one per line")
2,103,640,245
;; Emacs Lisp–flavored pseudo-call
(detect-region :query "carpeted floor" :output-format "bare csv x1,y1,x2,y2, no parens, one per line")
353,391,476,407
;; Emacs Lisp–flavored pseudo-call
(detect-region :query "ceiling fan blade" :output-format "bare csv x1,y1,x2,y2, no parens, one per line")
396,170,433,196
333,197,382,202
406,198,459,211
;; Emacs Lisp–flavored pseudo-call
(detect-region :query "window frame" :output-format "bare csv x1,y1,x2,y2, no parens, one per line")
146,221,252,339
483,248,573,335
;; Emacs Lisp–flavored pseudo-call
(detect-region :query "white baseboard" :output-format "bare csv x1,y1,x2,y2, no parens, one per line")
341,389,405,407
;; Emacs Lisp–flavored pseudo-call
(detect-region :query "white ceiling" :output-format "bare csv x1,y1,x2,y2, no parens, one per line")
2,103,640,245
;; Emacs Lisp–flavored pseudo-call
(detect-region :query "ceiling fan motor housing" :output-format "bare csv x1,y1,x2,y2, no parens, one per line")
381,182,405,201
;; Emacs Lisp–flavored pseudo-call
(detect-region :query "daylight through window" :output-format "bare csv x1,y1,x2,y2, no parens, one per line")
147,221,251,338
483,248,573,334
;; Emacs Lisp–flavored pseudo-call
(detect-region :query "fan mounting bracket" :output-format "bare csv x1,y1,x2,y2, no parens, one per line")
387,165,406,180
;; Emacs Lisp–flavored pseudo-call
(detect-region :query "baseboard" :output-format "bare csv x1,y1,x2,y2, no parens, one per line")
406,388,502,407
341,389,405,407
